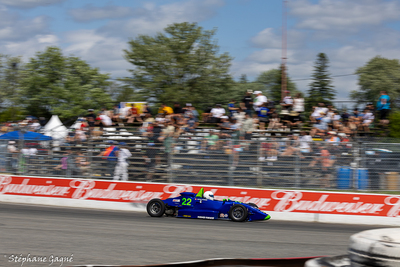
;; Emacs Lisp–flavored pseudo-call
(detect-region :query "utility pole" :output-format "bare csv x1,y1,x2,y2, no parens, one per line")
281,0,288,101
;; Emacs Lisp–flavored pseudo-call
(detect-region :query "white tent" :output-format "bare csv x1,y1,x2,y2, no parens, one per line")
43,115,68,140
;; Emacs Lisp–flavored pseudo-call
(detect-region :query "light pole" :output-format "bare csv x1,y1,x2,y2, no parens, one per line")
281,0,288,101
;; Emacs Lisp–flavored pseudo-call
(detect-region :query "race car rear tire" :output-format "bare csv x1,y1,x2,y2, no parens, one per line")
147,199,166,217
229,204,248,222
247,203,258,209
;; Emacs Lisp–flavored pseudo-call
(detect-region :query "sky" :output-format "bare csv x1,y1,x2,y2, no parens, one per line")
1,0,400,101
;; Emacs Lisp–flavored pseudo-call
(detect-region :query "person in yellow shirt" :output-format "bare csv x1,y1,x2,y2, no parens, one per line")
158,103,173,115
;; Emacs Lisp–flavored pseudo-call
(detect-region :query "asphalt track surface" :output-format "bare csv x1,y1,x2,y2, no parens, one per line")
0,203,384,267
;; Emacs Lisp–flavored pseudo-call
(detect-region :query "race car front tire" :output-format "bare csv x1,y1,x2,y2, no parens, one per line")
229,204,248,222
147,199,166,217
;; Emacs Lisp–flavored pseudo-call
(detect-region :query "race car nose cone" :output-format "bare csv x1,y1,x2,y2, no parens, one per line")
264,215,271,220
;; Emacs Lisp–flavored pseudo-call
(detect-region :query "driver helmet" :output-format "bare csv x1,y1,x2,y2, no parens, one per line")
203,191,215,200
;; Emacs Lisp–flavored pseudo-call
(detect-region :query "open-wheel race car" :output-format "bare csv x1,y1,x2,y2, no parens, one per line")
146,188,271,222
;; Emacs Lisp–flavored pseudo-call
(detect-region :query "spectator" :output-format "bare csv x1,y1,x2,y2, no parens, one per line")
281,91,293,113
99,112,113,127
309,145,335,188
53,150,69,176
189,105,199,122
241,90,253,116
283,111,303,130
377,90,390,126
341,109,350,126
253,91,267,111
233,107,246,127
30,119,41,132
325,131,340,144
219,116,231,138
310,112,331,137
201,106,213,123
332,110,342,130
140,104,152,120
76,152,90,176
127,105,143,123
210,104,226,123
173,102,184,115
267,113,284,131
352,108,360,119
111,105,120,123
240,113,254,140
257,103,269,130
228,99,239,117
293,93,305,113
201,131,220,151
86,109,96,122
113,142,132,181
316,102,328,115
361,108,375,131
7,141,18,173
299,131,313,156
158,103,173,115
98,140,119,177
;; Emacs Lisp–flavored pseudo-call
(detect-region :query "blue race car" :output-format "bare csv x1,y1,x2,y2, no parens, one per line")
146,188,271,222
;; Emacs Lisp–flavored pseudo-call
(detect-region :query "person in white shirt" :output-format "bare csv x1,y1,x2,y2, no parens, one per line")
293,93,305,113
114,142,132,181
281,91,293,112
210,104,226,123
253,91,267,111
299,131,313,154
99,113,112,127
362,109,375,131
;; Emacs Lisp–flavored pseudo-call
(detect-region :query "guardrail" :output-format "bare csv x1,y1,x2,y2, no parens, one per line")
1,138,399,191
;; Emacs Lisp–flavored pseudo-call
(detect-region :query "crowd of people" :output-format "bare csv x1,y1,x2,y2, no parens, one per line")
0,89,392,183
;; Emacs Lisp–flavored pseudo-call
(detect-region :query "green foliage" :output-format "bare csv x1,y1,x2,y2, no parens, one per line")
0,107,24,122
256,66,298,102
389,111,400,138
123,22,234,108
19,47,113,119
353,56,400,108
306,53,336,110
0,54,23,109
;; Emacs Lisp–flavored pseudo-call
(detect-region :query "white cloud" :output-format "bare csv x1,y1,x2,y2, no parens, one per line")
63,30,131,78
290,0,400,31
2,34,59,60
0,0,65,9
98,0,225,38
69,5,134,22
0,7,50,41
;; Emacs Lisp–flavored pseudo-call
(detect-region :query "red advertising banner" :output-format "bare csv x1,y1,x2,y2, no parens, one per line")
1,175,400,217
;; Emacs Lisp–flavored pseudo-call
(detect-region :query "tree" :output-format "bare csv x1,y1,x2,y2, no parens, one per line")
352,56,400,107
123,22,234,108
19,47,112,119
256,66,298,103
0,55,23,105
306,53,335,111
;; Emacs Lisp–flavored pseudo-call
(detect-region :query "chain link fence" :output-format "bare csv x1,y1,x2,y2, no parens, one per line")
1,138,400,191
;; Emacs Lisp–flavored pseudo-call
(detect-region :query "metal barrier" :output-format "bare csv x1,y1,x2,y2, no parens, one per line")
0,138,399,191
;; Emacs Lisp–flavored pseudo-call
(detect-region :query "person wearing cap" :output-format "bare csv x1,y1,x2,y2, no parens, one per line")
113,142,132,181
253,91,267,111
210,104,226,123
98,140,119,178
